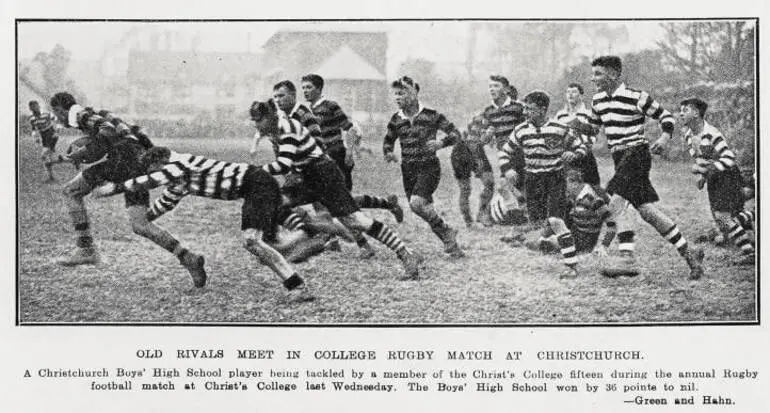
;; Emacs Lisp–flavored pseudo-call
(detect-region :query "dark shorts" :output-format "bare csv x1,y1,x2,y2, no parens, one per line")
707,167,745,214
574,150,600,186
451,141,492,180
326,142,354,191
299,157,359,217
240,167,282,234
606,144,659,207
524,170,567,222
402,158,441,203
81,139,150,207
40,129,58,150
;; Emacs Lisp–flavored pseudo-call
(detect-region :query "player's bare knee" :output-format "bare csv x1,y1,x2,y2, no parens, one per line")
712,211,733,233
409,196,428,213
546,217,569,236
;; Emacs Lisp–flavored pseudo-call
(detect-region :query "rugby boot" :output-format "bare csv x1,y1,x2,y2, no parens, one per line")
180,252,207,288
442,226,465,258
733,253,755,266
358,242,376,259
397,249,421,280
559,266,579,280
56,247,100,266
387,194,405,223
685,248,705,280
283,274,316,303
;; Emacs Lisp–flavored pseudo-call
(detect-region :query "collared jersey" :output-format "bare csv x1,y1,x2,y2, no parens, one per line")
499,119,586,175
482,97,525,149
587,83,675,153
262,116,325,175
383,105,460,163
683,121,737,176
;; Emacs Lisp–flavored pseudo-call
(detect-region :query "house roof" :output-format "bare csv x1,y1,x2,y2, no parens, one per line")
314,46,385,81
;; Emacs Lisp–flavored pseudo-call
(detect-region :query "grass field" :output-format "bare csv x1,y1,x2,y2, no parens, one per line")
17,136,758,324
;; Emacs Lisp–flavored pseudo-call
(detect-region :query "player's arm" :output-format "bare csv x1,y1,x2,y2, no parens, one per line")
382,116,399,163
262,133,298,176
146,184,189,222
93,162,188,197
498,131,522,185
638,91,675,153
562,128,587,163
298,109,322,141
570,106,601,138
428,113,461,151
709,133,737,172
250,128,264,156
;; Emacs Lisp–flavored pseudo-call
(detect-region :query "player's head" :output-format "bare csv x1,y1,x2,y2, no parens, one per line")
28,100,40,114
301,74,324,102
272,80,297,112
591,56,622,93
49,92,78,122
506,84,519,101
523,91,550,124
250,99,280,137
140,146,172,173
391,76,419,110
488,75,510,101
565,82,584,105
678,98,708,127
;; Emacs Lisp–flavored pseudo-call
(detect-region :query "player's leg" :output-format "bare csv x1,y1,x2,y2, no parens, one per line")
308,159,420,278
405,159,463,257
126,200,207,288
546,217,579,278
545,171,579,278
450,142,474,227
707,169,754,265
57,171,100,265
240,170,310,296
474,146,495,227
352,194,404,223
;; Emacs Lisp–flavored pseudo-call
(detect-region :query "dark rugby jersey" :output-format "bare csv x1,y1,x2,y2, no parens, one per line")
499,120,586,175
383,104,461,163
684,121,737,178
481,97,525,149
29,112,57,135
263,116,325,175
587,83,675,153
285,102,322,142
309,97,354,148
101,152,251,201
569,184,611,235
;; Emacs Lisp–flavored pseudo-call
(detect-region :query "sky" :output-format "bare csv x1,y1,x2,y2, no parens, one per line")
17,20,669,76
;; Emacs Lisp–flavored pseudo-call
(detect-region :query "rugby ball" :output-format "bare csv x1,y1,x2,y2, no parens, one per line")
490,189,527,226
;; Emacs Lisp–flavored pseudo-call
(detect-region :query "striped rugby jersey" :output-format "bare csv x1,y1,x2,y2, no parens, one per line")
499,120,587,175
683,121,737,176
569,184,612,235
554,103,595,145
262,116,325,175
102,151,252,201
284,102,322,142
28,112,57,134
309,97,354,148
482,97,526,149
587,83,675,152
383,104,461,163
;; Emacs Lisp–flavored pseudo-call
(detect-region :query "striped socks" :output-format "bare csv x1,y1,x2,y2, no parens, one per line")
617,231,635,254
70,207,94,250
354,195,392,210
365,220,406,254
727,220,755,256
556,233,577,267
661,225,689,257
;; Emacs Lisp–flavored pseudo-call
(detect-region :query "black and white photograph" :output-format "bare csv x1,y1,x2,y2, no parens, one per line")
15,18,758,325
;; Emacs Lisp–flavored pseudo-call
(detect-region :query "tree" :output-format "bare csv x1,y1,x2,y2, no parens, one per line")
657,21,755,82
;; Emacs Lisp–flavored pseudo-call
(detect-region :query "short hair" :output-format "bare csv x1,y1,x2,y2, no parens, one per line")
50,92,77,110
249,99,278,122
28,100,39,107
567,83,584,95
489,75,510,87
506,85,519,101
523,91,550,110
301,74,324,91
391,76,420,92
591,56,622,74
273,80,296,94
680,98,708,118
